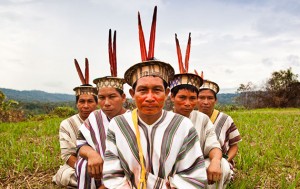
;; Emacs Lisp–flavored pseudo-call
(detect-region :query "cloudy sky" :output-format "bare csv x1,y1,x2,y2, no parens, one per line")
1,0,299,95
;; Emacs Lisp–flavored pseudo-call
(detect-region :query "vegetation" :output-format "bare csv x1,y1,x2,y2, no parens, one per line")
0,108,299,188
236,68,300,108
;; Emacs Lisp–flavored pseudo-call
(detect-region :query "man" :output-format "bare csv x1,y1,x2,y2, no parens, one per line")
169,33,229,189
103,6,207,189
53,58,98,188
76,29,127,189
198,80,242,181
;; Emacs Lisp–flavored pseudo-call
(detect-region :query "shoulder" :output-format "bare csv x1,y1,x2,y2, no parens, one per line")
219,111,234,122
168,111,194,128
60,114,78,126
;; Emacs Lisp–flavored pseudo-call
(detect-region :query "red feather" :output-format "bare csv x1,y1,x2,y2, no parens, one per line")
184,32,191,73
194,69,199,76
175,34,184,73
113,30,117,77
108,29,114,76
138,12,147,61
148,6,157,60
85,58,89,84
74,59,85,85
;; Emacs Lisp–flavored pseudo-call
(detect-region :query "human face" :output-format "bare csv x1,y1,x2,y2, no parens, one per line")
98,87,126,119
130,76,169,123
197,89,217,117
77,94,98,120
171,89,198,117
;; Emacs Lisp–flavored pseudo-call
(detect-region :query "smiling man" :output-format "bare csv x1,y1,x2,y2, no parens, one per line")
102,6,207,189
76,30,127,189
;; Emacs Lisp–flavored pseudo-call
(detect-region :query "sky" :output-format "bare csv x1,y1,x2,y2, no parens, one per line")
1,0,300,95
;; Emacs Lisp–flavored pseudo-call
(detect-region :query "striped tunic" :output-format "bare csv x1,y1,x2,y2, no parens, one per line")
76,110,109,189
189,110,221,157
190,110,232,188
211,110,242,156
103,110,207,189
53,114,83,187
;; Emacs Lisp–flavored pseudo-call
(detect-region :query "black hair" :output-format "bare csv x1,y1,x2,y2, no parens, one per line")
76,95,98,104
115,88,124,96
198,89,217,100
132,76,168,91
171,84,199,97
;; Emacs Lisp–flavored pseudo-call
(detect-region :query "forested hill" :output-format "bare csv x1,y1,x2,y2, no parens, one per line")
0,88,74,102
0,88,238,104
217,93,238,105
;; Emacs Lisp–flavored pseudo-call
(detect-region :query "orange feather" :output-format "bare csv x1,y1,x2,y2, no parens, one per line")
85,58,89,84
175,34,184,73
74,59,85,85
138,12,147,61
184,32,191,73
148,6,157,60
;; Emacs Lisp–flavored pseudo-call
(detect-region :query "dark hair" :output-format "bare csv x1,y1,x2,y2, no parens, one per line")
132,76,168,91
171,84,199,97
115,88,124,96
76,95,98,104
198,89,217,100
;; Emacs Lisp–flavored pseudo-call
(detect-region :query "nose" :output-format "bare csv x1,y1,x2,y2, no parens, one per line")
104,98,111,106
83,101,89,108
185,99,191,107
145,91,155,102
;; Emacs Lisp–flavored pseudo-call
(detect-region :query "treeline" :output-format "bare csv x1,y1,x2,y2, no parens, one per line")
235,67,300,108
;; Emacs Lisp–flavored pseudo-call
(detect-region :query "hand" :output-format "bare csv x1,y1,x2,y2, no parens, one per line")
98,184,106,189
87,150,103,179
206,158,222,185
166,181,176,189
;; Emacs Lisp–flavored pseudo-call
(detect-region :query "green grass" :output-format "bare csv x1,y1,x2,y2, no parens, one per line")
227,108,300,189
0,108,299,188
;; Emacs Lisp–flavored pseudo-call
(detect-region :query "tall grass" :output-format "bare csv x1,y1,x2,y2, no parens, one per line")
228,108,300,188
0,118,62,188
0,108,299,188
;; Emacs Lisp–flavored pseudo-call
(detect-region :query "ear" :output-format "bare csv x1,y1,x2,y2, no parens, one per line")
121,93,126,103
129,88,135,98
170,93,175,102
165,88,170,99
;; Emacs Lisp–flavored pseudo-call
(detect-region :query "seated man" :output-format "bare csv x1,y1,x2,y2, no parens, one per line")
103,7,207,189
53,58,98,188
76,29,128,189
198,79,242,182
169,33,230,189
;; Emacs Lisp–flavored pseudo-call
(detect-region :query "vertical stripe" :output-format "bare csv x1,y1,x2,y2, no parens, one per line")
158,114,183,178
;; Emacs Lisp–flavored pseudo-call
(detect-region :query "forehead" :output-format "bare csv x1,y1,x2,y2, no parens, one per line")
98,87,120,96
78,94,95,100
135,76,164,88
176,88,197,96
198,89,215,97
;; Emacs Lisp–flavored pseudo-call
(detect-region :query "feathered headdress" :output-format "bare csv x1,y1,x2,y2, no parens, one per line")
175,33,191,74
73,58,97,96
108,29,117,77
124,6,174,86
74,58,90,85
169,33,203,90
194,70,204,79
93,29,125,90
138,6,157,61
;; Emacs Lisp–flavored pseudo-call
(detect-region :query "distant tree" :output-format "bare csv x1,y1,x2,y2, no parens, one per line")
0,90,25,122
266,67,299,107
236,68,300,108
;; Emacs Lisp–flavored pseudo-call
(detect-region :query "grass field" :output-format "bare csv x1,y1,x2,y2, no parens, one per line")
0,108,299,188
